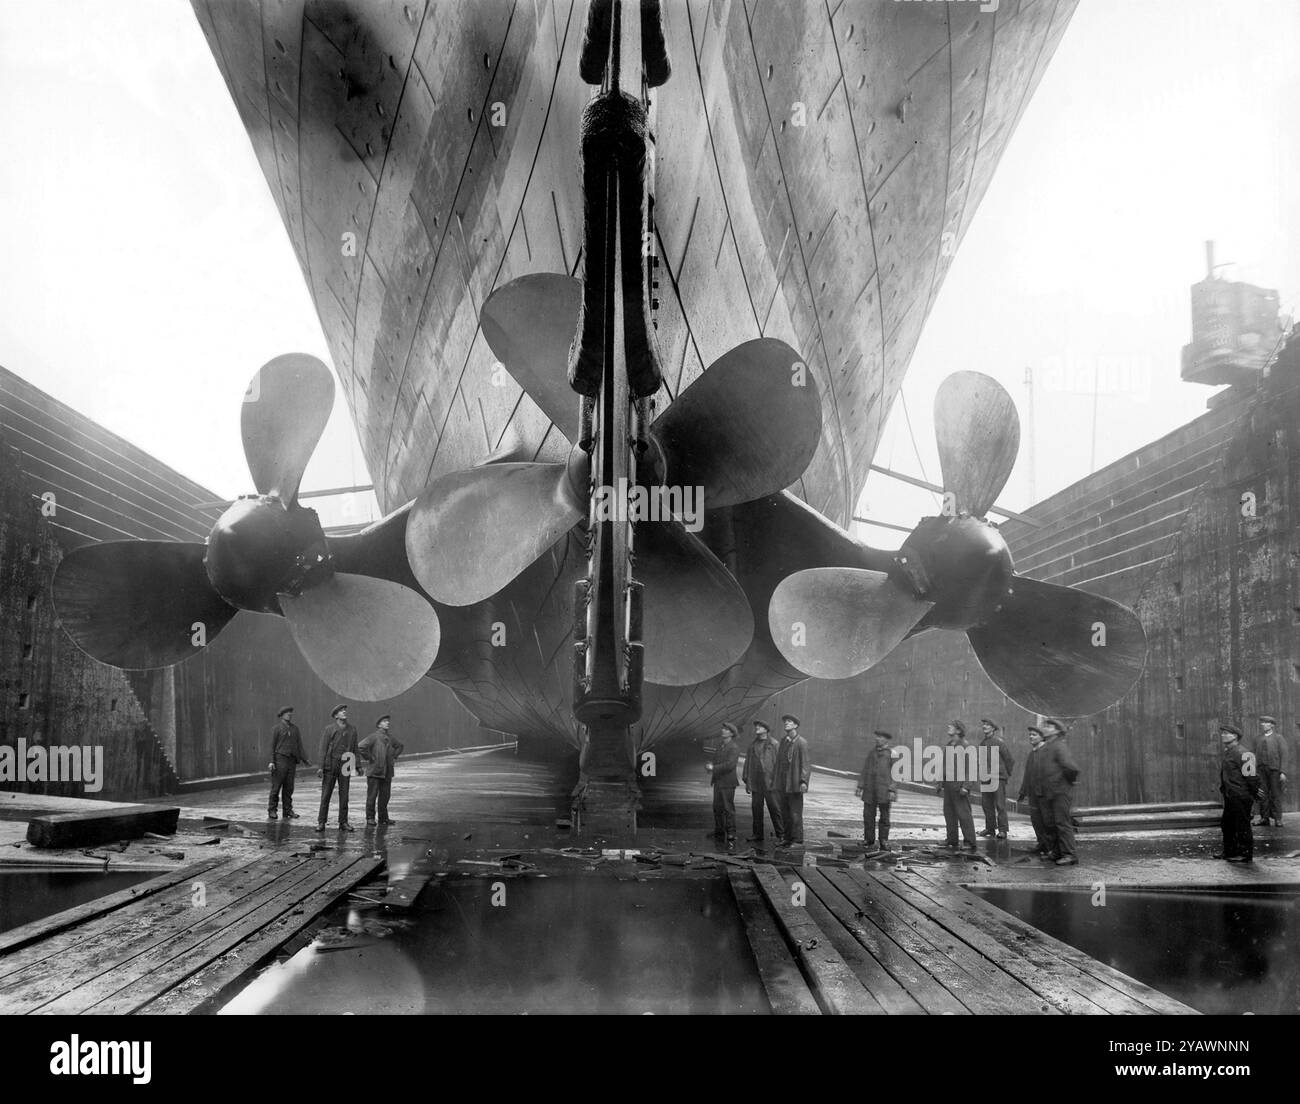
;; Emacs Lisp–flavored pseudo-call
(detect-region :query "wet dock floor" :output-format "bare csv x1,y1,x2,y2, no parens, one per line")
143,747,1300,1014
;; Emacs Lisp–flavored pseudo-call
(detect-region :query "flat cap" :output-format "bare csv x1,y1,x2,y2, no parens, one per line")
781,714,800,725
980,718,999,730
331,703,348,717
376,714,391,725
872,730,893,740
1219,723,1242,737
721,722,739,737
752,720,770,732
1259,715,1278,725
277,706,294,718
1027,725,1043,737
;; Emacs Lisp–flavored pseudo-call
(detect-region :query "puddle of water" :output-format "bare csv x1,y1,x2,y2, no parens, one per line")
222,872,768,1014
970,884,1300,1014
0,870,158,933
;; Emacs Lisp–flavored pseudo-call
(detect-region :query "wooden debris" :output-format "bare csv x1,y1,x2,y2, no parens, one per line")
26,804,181,849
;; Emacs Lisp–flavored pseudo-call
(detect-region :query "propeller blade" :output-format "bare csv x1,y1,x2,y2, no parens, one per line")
768,567,932,679
241,353,335,504
636,520,754,685
405,459,586,606
480,273,582,443
279,572,440,700
933,371,1020,517
967,575,1146,716
52,541,237,669
651,338,821,508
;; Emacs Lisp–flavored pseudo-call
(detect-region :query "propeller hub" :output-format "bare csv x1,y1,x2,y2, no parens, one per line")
896,516,1013,631
205,496,330,613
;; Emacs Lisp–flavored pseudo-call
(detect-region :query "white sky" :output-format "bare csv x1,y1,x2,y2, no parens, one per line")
1,0,1297,537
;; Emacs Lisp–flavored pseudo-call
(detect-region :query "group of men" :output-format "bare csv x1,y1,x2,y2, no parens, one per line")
707,715,810,851
266,704,405,829
856,717,1081,865
1216,716,1288,863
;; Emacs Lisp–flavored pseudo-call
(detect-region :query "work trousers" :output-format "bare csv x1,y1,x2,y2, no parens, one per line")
1258,768,1284,823
1025,797,1048,852
780,792,804,844
365,776,392,822
268,755,298,815
1221,793,1254,858
318,768,351,826
1042,792,1076,859
980,780,1009,833
942,787,976,845
712,786,737,841
750,787,784,840
862,801,891,846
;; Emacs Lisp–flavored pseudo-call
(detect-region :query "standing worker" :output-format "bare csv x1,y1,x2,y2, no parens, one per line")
316,703,358,832
267,705,309,820
1017,725,1049,856
742,720,784,845
772,714,811,848
977,719,1015,840
1254,715,1287,827
856,730,897,850
1036,718,1081,866
1216,724,1259,863
358,715,405,827
707,722,741,851
937,721,978,851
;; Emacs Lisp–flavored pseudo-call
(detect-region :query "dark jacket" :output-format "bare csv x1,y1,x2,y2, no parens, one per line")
358,729,405,779
742,735,779,791
271,720,308,764
772,733,811,794
711,739,740,789
1017,747,1042,802
940,736,976,793
1257,731,1287,772
1220,743,1260,800
857,744,896,804
319,721,359,773
980,734,1015,782
1033,735,1080,798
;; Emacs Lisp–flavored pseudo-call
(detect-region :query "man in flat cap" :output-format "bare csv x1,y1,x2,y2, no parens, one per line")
937,721,978,851
771,715,811,847
359,715,404,826
1017,726,1050,856
316,704,358,833
977,719,1014,840
1216,724,1259,862
742,720,784,845
856,730,897,850
267,706,309,820
1036,718,1081,865
1254,715,1287,827
707,722,741,850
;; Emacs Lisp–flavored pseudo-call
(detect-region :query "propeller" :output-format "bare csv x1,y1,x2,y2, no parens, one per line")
53,355,441,701
636,520,754,685
408,273,821,617
769,372,1147,717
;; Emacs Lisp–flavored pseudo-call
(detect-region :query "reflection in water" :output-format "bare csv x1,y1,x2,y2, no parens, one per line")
970,885,1300,1014
223,873,768,1014
0,870,157,933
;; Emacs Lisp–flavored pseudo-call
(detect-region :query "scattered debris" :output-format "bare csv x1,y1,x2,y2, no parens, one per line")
462,832,473,841
197,837,222,846
555,818,572,829
143,831,172,841
827,830,850,838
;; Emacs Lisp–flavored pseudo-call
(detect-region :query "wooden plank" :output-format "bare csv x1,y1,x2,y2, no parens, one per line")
726,869,821,1016
839,868,1057,1016
138,855,384,1015
0,857,228,956
92,855,382,1015
905,872,1198,1015
26,805,181,848
784,869,923,1015
33,857,341,1014
0,853,294,994
817,869,971,1015
749,864,880,1015
871,872,1111,1015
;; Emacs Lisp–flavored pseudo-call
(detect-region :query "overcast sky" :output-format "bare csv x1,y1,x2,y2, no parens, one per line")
1,0,1297,537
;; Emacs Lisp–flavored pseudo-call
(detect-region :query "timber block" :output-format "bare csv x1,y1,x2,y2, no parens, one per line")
26,804,181,849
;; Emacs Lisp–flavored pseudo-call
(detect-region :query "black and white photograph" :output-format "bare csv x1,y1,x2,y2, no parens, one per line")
0,0,1297,1064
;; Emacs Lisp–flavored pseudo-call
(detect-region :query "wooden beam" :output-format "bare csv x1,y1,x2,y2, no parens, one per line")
26,804,181,849
725,869,821,1015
